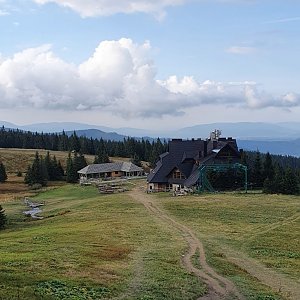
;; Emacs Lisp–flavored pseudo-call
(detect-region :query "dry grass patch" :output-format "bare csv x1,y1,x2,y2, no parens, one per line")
0,148,96,173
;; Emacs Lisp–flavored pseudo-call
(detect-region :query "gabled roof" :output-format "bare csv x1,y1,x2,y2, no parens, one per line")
78,162,143,175
147,137,240,186
148,139,206,184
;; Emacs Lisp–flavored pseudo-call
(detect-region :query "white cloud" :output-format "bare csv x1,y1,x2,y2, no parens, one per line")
226,46,257,55
33,0,188,18
0,38,299,118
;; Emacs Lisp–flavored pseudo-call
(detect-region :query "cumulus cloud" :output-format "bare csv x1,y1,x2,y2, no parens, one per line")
0,38,299,118
33,0,188,18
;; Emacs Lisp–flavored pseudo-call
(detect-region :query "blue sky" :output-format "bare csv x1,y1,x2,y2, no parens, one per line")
0,0,299,129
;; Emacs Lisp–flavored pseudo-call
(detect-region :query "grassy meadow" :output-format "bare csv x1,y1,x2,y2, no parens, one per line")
0,148,131,174
0,173,299,299
0,184,205,300
159,192,300,299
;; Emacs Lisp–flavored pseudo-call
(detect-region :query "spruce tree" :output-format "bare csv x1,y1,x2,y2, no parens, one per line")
283,168,299,195
273,164,285,193
24,151,48,186
73,152,87,178
252,150,263,188
70,131,81,152
130,153,141,167
66,153,77,183
44,151,53,179
57,160,65,179
24,165,33,185
40,157,48,186
263,152,275,181
0,205,7,229
0,162,7,183
94,149,110,164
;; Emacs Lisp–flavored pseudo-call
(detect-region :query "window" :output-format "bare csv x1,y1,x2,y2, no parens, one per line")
173,170,185,179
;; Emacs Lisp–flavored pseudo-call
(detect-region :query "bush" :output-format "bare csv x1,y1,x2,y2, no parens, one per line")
30,183,43,190
0,162,7,183
0,205,7,229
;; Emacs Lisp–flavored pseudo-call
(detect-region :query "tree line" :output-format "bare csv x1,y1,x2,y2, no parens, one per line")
0,127,167,167
0,126,299,193
24,151,64,186
243,151,300,194
208,150,300,194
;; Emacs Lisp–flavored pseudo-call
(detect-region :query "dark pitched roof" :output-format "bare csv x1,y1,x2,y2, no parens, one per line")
78,162,143,175
147,137,240,186
148,139,205,184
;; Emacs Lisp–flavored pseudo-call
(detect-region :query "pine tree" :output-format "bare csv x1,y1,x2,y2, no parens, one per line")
283,168,299,195
252,150,263,188
24,151,48,186
44,151,52,179
0,162,7,183
57,160,65,178
130,153,141,167
66,153,77,183
40,157,48,186
263,152,275,181
94,148,110,164
70,131,81,152
149,138,164,167
24,165,33,185
73,152,87,178
0,205,7,229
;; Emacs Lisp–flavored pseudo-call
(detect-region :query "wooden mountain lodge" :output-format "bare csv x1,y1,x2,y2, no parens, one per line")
147,130,243,192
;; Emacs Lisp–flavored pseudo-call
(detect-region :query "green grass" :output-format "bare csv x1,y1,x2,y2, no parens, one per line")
0,185,205,300
160,192,300,299
2,186,299,299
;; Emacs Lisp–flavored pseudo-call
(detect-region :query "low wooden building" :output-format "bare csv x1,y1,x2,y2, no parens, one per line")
78,162,143,180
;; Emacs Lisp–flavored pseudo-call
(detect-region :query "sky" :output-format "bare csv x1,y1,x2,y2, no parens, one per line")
0,0,300,130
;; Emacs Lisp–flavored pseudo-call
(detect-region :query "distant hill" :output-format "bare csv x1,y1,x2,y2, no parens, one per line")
238,139,300,157
65,129,127,142
2,121,300,140
173,122,300,140
1,120,300,156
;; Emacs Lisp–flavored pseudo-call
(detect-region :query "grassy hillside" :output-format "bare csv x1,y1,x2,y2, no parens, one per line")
0,183,204,300
1,183,299,299
0,148,130,174
160,193,300,299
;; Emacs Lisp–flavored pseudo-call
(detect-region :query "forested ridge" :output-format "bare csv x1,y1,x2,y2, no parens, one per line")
0,126,167,166
1,126,300,194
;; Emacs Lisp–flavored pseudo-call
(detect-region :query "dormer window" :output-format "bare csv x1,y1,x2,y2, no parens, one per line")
172,169,185,179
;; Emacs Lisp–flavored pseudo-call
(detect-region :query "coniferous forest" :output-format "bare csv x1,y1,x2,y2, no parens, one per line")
0,127,167,167
0,126,300,193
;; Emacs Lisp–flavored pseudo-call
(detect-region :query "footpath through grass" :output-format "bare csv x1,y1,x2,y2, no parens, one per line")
159,192,300,300
0,184,204,300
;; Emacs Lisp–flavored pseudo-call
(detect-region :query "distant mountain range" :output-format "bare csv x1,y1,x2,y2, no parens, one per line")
65,129,128,142
238,139,300,157
1,120,300,157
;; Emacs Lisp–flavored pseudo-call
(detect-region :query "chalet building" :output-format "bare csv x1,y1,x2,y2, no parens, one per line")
147,130,241,192
78,162,143,181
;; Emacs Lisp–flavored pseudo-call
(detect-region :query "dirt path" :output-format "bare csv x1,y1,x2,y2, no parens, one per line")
221,245,300,300
129,186,244,300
